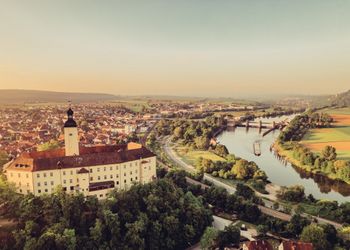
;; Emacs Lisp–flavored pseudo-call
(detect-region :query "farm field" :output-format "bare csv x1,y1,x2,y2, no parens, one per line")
301,109,350,160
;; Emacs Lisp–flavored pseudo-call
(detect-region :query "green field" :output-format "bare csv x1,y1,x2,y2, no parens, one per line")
302,126,350,143
301,108,350,160
175,146,225,165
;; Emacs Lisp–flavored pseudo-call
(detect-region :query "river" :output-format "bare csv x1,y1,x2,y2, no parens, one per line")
217,115,350,203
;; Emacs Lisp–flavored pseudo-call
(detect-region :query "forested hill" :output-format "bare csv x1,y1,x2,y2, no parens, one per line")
0,89,118,103
330,90,350,107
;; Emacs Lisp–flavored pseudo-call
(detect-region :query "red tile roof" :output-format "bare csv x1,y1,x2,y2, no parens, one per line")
7,143,155,172
245,240,273,250
280,241,313,250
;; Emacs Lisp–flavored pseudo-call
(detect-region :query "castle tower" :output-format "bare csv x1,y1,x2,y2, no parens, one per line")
64,108,79,156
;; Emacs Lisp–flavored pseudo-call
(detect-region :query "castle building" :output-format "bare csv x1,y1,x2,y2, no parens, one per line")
5,108,156,199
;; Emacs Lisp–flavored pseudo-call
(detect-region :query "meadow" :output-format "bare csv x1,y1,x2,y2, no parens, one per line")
301,108,350,160
175,145,225,165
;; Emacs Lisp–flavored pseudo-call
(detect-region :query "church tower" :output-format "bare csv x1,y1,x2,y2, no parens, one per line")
64,108,79,156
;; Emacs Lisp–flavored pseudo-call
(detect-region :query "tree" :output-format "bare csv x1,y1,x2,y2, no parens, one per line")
322,146,337,161
235,183,255,200
300,224,329,250
215,144,229,157
37,140,60,151
200,227,219,250
286,214,310,237
194,136,210,150
257,224,268,237
173,127,184,139
217,224,240,249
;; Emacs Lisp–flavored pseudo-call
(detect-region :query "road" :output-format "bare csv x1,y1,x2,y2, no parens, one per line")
162,136,343,229
163,136,237,193
213,215,256,240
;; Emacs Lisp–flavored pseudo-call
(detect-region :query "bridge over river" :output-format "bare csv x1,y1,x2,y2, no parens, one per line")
226,118,289,137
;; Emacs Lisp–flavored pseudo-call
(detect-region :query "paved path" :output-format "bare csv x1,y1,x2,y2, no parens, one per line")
212,216,256,240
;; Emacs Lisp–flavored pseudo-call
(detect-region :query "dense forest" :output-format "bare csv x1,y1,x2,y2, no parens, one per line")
0,176,212,250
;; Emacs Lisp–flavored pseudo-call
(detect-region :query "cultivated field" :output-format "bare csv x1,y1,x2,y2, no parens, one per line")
301,109,350,160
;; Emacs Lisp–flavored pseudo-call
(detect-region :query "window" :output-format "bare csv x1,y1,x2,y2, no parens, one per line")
104,175,107,180
18,173,21,177
26,174,29,178
89,169,92,173
110,175,113,179
98,176,101,180
63,187,67,191
130,171,132,175
44,181,47,186
124,165,126,169
130,178,133,181
38,182,41,187
69,179,72,184
38,189,41,193
70,170,73,175
124,180,126,183
37,173,40,178
51,181,54,186
19,189,22,193
135,177,138,180
63,180,66,184
116,166,118,170
110,166,112,171
19,182,21,186
70,186,74,191
124,173,126,177
50,172,53,177
135,170,138,174
104,167,106,171
99,194,103,197
116,181,119,185
90,177,93,181
116,174,119,178
43,173,47,177
97,168,100,172
45,189,48,193
27,183,29,187
63,171,66,175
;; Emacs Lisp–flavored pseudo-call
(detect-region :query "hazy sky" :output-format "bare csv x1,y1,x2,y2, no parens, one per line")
0,0,349,97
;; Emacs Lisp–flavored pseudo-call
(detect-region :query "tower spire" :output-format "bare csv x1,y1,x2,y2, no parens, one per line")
64,104,77,128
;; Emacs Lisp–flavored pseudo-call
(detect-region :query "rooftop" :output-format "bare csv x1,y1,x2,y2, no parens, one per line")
7,142,155,172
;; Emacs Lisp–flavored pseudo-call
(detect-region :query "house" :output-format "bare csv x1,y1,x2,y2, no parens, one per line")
243,240,273,250
5,108,157,200
279,240,313,250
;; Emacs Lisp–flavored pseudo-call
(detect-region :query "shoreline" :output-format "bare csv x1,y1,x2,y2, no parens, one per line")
272,141,350,186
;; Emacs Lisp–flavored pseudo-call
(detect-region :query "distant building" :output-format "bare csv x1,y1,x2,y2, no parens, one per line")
279,240,313,250
5,108,156,199
243,240,273,250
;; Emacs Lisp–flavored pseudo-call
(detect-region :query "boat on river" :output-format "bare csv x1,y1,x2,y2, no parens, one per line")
253,141,261,156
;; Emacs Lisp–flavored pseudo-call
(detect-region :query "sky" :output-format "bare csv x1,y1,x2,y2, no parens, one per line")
0,0,349,98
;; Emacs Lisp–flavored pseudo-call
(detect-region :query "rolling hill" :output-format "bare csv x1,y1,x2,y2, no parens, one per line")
0,89,118,104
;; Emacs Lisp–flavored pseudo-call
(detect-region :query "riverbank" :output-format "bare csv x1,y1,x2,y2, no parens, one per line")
272,141,350,185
